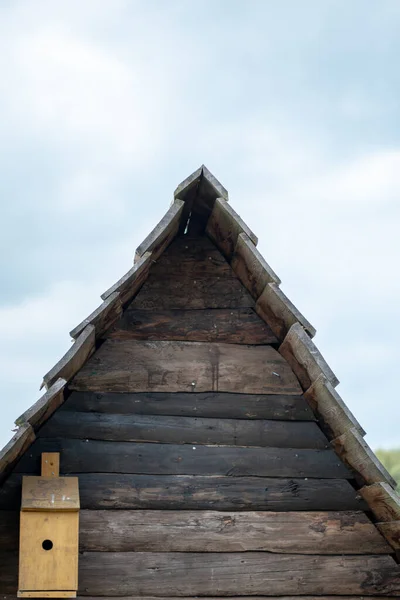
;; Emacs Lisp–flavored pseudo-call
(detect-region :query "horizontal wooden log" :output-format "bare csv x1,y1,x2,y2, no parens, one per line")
304,374,365,439
135,200,185,262
4,596,400,600
101,251,152,305
61,391,315,421
70,292,123,340
106,307,278,344
1,509,390,554
0,473,366,511
0,424,35,481
70,340,302,395
132,273,254,309
41,325,95,390
3,552,399,596
4,597,400,600
360,483,400,522
206,197,258,259
332,428,397,488
14,439,349,478
256,282,316,342
280,322,339,390
231,232,280,299
39,412,327,448
14,378,66,430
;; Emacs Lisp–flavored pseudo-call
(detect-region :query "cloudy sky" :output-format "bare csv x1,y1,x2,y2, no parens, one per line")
0,0,399,450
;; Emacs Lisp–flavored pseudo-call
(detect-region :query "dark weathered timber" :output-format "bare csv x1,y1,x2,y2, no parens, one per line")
14,439,350,478
3,596,400,600
0,474,366,511
106,308,278,344
38,412,327,448
1,509,390,554
130,236,255,310
70,340,302,395
135,200,184,262
73,553,400,596
3,551,400,596
61,391,315,420
4,552,399,596
132,274,254,310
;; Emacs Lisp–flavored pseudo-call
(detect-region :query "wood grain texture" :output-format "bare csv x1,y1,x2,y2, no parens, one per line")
38,412,327,448
332,428,397,488
5,596,400,600
15,378,66,430
206,197,258,259
15,439,350,479
231,232,280,299
130,236,254,310
1,509,389,554
106,308,278,344
135,200,184,262
101,252,152,305
304,374,365,439
61,391,315,421
360,483,400,522
69,293,122,340
280,322,339,391
378,522,400,550
4,552,400,596
42,325,95,390
70,340,302,395
256,282,315,342
0,473,366,511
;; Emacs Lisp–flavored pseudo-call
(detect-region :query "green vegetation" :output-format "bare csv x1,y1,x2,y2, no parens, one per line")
375,448,400,490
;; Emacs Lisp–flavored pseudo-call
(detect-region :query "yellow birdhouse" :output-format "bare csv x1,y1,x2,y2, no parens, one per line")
18,452,80,598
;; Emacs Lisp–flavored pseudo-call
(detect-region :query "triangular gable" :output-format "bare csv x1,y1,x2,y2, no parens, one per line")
1,165,399,557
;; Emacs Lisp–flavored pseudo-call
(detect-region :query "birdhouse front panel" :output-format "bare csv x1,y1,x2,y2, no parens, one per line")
19,511,79,594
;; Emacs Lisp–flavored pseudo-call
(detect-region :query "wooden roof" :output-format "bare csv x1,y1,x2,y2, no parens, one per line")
1,165,400,597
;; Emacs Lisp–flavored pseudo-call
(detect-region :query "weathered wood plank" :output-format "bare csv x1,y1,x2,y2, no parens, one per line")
15,439,349,478
304,374,365,439
42,325,95,390
1,509,389,554
135,200,185,263
106,308,278,344
280,322,339,390
38,412,327,448
14,378,66,430
231,232,280,299
0,473,366,511
206,197,258,259
360,483,400,522
61,391,315,421
3,552,399,596
0,424,35,481
101,251,152,305
70,292,123,340
332,428,397,488
70,340,302,395
4,596,400,600
256,282,316,342
2,552,396,596
131,274,254,309
73,509,393,554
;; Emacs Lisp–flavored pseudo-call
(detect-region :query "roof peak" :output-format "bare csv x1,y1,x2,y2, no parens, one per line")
174,165,229,203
